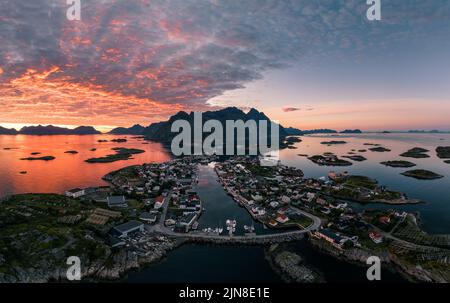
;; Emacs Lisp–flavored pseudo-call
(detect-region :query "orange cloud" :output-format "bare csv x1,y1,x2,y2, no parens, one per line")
0,68,185,128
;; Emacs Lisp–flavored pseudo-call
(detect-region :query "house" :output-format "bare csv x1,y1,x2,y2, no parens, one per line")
281,195,291,204
268,219,278,227
65,188,85,198
306,192,316,202
165,218,176,226
328,171,348,181
154,195,165,209
139,212,157,223
269,201,279,209
277,206,289,215
335,202,348,210
379,216,391,224
251,194,263,202
369,231,383,244
179,213,197,228
276,214,289,224
320,207,331,215
107,195,127,208
316,197,327,205
112,220,144,238
314,228,346,249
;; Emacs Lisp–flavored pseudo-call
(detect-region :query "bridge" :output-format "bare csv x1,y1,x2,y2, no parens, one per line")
150,204,322,244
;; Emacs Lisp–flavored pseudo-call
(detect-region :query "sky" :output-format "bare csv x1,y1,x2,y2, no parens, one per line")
0,0,450,132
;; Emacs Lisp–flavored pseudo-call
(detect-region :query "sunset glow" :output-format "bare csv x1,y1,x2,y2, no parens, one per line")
1,0,450,131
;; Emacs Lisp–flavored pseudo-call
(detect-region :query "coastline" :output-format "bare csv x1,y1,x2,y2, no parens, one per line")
0,148,448,283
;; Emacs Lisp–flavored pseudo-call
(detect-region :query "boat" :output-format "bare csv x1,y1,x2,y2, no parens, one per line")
225,219,237,235
244,223,255,233
226,219,237,227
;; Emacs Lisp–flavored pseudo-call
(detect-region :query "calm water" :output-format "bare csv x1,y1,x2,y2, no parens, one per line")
126,241,406,283
194,164,290,235
279,133,450,234
126,244,284,283
1,133,448,282
0,135,170,196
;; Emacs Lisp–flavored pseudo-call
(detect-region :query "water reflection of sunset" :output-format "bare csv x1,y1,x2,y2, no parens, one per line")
0,135,171,196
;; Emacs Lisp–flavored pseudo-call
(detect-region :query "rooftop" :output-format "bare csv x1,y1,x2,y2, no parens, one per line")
67,188,83,193
113,220,143,233
108,195,126,205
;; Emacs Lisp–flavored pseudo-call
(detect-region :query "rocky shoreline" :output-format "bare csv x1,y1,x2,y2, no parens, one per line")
0,237,182,283
307,237,448,283
264,244,323,283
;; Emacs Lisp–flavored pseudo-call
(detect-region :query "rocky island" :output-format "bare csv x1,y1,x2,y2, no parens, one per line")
401,169,444,180
381,160,417,168
20,156,55,161
320,140,347,145
326,175,422,205
436,146,450,159
369,146,391,152
265,245,321,283
308,155,353,166
85,148,145,163
64,150,79,154
400,147,430,158
111,138,128,143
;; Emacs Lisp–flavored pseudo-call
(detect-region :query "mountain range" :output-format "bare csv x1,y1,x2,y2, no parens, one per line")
142,107,288,144
0,107,367,137
0,126,18,135
0,125,101,135
109,124,146,135
340,129,362,134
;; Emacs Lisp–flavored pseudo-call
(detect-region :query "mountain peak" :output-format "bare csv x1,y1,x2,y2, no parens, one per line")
247,108,260,114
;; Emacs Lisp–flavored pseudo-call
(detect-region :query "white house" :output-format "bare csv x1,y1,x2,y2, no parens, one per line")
65,188,85,198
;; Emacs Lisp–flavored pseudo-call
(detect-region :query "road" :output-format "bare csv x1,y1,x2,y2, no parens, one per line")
150,201,321,242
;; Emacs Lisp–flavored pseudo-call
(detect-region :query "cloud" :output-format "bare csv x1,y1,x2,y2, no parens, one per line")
282,107,315,112
0,0,448,126
282,107,301,112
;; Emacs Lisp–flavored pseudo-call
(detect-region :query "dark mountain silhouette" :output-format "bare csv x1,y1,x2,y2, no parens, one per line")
341,129,362,134
18,125,101,135
143,107,288,145
0,126,18,135
284,127,303,136
301,129,338,135
109,124,146,135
